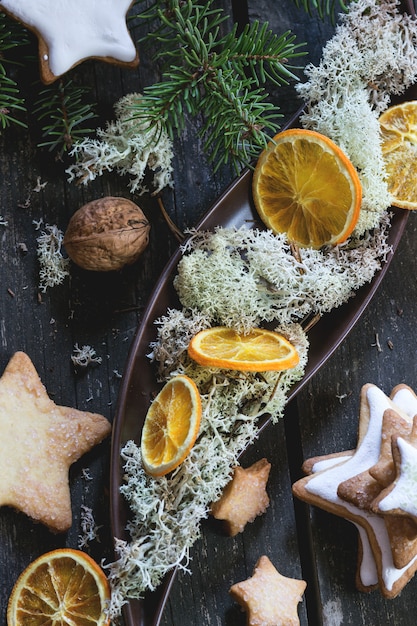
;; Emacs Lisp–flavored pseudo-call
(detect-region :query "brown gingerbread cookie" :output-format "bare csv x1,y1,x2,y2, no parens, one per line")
372,414,417,526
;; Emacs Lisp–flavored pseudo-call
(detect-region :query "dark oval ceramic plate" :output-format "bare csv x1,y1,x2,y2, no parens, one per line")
110,152,409,625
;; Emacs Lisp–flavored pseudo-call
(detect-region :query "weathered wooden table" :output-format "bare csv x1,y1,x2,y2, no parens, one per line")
1,1,417,624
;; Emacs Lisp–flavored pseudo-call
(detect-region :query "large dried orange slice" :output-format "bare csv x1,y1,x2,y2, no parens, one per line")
252,128,362,248
141,375,202,477
379,100,417,209
7,548,110,625
188,327,299,372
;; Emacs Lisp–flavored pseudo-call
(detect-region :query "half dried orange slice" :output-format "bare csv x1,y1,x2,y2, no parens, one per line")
7,548,110,625
141,375,202,477
252,128,362,248
188,327,299,372
379,100,417,209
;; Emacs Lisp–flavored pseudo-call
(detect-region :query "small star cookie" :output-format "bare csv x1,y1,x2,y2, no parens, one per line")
0,0,139,83
0,351,111,532
230,555,306,626
211,458,271,536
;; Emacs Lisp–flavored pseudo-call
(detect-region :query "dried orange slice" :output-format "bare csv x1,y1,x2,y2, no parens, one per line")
252,128,362,248
188,327,299,372
141,375,202,477
7,548,110,625
379,101,417,209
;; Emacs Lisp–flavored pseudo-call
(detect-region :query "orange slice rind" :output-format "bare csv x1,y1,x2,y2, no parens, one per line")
141,374,202,477
252,128,362,248
379,100,417,210
7,548,111,625
188,327,299,372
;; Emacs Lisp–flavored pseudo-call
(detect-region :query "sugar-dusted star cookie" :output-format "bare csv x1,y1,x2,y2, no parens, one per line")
230,555,306,626
292,383,417,599
0,351,111,532
211,458,271,536
0,0,139,83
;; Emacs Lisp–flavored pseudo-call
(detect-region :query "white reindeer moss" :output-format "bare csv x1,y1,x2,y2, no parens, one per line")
175,224,392,333
36,224,70,292
66,93,174,195
297,0,417,234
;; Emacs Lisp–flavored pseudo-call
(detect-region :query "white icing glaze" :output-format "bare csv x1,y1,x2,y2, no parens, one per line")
306,385,417,592
311,454,352,474
378,437,417,517
391,386,417,416
1,0,137,76
354,523,378,587
311,455,378,587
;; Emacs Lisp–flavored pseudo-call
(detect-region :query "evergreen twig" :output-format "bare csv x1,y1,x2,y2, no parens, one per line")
0,71,26,129
0,12,28,128
33,79,98,155
128,0,305,171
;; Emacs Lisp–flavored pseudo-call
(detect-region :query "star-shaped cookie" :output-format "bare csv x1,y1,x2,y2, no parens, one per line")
338,407,417,569
373,415,417,523
230,555,306,626
0,0,139,83
0,351,111,531
301,450,379,591
292,383,417,598
211,458,271,536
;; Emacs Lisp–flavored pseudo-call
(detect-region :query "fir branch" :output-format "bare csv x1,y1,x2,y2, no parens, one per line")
0,12,29,129
33,79,98,155
0,11,30,55
0,70,26,129
128,0,304,171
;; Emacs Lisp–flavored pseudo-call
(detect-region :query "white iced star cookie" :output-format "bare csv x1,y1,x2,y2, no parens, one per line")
292,383,417,599
0,0,139,83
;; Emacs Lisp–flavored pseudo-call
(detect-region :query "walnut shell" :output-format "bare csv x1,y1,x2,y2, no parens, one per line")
64,197,150,271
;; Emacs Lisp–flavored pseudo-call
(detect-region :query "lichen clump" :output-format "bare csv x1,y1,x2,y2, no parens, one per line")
174,223,392,334
297,0,417,234
66,93,174,195
36,224,70,292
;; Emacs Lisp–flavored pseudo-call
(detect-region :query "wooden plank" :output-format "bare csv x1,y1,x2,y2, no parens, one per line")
294,214,417,624
247,0,336,125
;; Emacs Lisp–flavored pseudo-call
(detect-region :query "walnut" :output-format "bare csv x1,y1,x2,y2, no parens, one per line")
63,197,150,271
